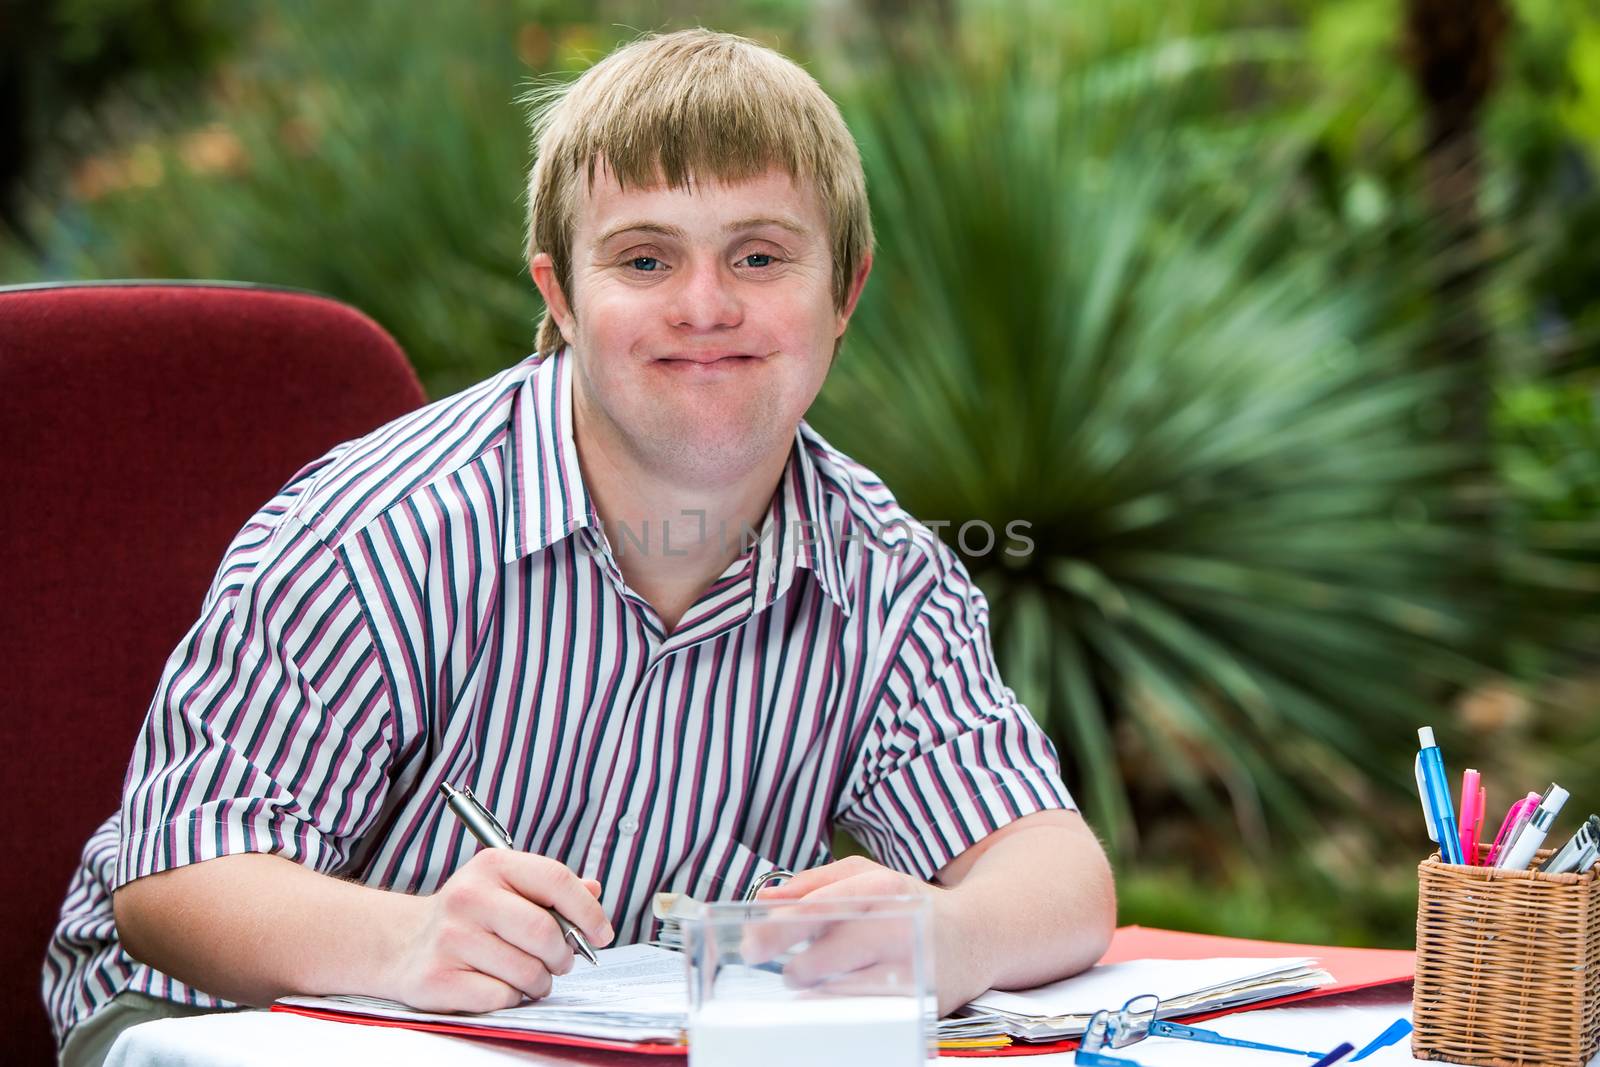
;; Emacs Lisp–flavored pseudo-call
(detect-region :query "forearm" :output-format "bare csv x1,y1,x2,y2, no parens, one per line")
113,852,422,1007
939,810,1117,996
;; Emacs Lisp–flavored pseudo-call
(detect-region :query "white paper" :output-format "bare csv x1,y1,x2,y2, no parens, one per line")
277,944,691,1043
969,956,1321,1016
280,948,1339,1051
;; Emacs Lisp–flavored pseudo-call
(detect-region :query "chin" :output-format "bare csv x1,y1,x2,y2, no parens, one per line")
641,415,791,482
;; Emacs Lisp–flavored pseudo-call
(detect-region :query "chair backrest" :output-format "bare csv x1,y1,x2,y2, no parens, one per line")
0,281,426,1060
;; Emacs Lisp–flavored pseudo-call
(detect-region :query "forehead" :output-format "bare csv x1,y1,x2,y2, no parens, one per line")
575,161,827,243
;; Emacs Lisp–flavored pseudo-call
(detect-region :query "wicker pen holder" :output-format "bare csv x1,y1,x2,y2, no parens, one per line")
1413,846,1600,1067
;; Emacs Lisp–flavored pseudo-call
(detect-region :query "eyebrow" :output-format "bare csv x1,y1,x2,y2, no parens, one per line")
594,216,813,249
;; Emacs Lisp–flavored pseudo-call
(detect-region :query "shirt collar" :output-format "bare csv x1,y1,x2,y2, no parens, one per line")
768,430,853,616
502,350,853,616
501,350,593,563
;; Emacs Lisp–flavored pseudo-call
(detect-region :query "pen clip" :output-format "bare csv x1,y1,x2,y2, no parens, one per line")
461,786,515,846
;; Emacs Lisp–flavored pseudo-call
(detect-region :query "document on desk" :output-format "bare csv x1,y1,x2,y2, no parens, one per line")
276,942,1337,1052
956,957,1335,1041
277,944,699,1045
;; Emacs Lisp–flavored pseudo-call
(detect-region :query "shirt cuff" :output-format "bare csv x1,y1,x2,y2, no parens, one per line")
115,801,343,890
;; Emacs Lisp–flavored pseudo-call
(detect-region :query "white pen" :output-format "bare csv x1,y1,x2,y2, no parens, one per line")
439,782,599,965
1496,783,1569,872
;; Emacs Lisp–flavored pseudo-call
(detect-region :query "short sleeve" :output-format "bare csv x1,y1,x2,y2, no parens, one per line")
115,511,397,889
835,537,1076,880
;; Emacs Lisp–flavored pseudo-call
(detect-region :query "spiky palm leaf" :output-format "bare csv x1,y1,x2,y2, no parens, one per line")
813,29,1494,861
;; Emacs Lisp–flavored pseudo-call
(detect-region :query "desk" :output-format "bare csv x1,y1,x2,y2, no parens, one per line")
108,983,1589,1067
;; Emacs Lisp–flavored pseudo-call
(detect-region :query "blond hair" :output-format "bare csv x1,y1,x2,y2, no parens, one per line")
525,29,872,357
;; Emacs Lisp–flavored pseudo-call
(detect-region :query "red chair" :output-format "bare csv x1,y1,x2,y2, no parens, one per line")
0,281,426,1061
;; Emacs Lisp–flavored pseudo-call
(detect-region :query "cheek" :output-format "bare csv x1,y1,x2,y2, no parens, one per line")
752,292,841,351
572,285,650,349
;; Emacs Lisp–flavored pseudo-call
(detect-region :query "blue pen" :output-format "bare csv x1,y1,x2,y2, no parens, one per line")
1415,727,1464,864
1312,1042,1356,1066
1351,1018,1411,1061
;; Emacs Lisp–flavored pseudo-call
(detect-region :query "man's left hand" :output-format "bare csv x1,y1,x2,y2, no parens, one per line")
748,856,991,1016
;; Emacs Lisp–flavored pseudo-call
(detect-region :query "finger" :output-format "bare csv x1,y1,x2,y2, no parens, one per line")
784,917,896,988
485,888,577,976
423,969,526,1014
755,858,873,899
742,873,889,961
809,961,918,998
483,851,614,946
740,914,824,965
583,878,603,898
792,868,914,904
460,929,556,1001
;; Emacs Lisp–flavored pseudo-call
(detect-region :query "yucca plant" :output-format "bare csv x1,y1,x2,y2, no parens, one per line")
812,20,1501,867
6,0,1543,881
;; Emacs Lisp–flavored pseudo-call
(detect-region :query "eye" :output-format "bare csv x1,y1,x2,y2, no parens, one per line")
741,253,775,268
629,256,662,272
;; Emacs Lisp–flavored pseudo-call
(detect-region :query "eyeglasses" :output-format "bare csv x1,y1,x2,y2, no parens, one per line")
1074,994,1355,1067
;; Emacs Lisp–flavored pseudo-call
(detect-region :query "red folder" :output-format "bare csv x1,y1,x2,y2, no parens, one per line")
270,1002,686,1057
272,925,1414,1059
942,924,1415,1058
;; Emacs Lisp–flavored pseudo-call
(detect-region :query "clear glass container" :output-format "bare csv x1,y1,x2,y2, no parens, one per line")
683,894,936,1067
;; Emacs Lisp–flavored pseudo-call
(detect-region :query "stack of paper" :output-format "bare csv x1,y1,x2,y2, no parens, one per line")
277,947,1333,1052
279,945,691,1046
944,957,1334,1042
651,891,693,951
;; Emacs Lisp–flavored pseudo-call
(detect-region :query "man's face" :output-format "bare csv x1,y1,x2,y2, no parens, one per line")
534,163,867,487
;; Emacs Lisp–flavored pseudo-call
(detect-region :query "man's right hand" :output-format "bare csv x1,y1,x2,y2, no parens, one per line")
384,849,614,1012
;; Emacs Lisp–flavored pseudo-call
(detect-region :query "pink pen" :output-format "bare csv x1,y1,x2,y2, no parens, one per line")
1485,791,1542,867
1458,769,1485,865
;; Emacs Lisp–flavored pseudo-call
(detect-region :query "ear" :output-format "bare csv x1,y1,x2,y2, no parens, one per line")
530,252,576,344
833,253,873,337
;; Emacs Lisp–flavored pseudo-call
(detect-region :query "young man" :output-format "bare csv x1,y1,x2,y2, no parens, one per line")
46,29,1114,1065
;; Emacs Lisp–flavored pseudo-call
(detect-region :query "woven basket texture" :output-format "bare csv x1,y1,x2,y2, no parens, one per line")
1413,846,1599,1067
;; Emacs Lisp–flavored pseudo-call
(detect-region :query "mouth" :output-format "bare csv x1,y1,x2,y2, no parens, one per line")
654,352,765,370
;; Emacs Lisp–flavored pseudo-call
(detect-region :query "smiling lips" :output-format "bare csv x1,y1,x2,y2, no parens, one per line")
655,352,762,369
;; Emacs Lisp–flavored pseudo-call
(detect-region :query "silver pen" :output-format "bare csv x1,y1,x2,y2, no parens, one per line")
438,782,599,965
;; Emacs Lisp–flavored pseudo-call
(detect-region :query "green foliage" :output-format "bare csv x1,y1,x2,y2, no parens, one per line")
8,0,719,395
3,0,1597,946
1118,860,1419,949
812,16,1496,869
0,0,240,232
1499,376,1600,661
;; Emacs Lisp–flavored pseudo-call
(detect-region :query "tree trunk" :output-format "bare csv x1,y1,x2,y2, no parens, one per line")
1403,0,1511,668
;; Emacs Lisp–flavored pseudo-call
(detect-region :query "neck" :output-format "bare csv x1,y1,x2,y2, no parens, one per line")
572,404,791,634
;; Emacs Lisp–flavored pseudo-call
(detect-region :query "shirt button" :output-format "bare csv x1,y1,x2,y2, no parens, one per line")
617,814,640,836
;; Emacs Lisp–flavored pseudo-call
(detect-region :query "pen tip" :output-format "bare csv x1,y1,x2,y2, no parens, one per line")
568,931,599,966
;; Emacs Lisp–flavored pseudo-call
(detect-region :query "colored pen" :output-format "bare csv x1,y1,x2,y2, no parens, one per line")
439,782,599,965
1458,769,1485,865
1497,783,1569,871
1538,813,1598,874
1414,727,1464,864
1351,1018,1411,1062
1484,792,1541,867
1312,1041,1356,1066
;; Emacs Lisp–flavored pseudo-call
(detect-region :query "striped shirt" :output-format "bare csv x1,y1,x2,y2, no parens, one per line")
44,350,1075,1044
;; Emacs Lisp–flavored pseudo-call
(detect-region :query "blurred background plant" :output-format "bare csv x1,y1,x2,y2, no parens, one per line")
5,0,1597,949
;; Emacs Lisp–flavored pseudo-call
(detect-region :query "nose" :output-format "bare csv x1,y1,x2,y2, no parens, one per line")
668,257,743,332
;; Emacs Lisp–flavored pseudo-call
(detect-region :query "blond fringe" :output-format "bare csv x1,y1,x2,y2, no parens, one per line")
522,29,872,357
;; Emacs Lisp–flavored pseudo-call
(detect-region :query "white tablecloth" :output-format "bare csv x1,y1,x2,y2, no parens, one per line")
104,984,1591,1067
